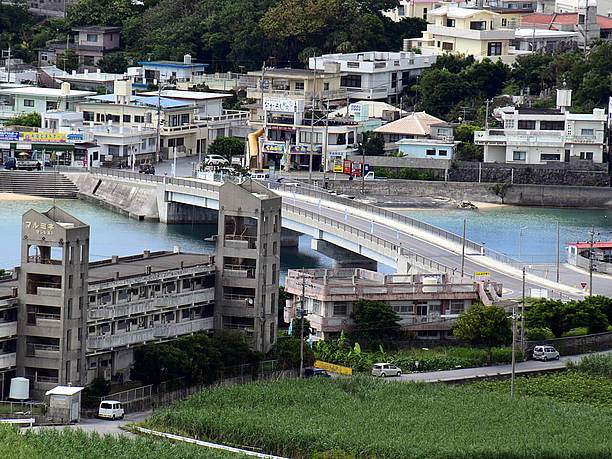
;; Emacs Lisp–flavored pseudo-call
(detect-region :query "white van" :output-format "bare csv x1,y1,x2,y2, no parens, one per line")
98,400,124,420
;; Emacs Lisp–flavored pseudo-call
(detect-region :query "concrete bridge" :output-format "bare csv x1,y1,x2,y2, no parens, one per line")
69,168,587,300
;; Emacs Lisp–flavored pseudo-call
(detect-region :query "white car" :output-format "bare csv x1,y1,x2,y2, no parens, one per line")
371,362,402,377
532,345,560,361
98,400,124,420
205,154,229,166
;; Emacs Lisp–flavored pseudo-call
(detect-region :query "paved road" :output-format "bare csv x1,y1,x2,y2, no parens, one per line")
395,350,612,383
26,410,151,437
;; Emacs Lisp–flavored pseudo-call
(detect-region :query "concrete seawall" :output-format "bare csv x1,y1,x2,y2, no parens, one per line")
68,173,160,220
327,179,612,209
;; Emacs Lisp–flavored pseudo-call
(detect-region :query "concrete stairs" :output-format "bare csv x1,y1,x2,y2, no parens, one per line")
0,171,78,198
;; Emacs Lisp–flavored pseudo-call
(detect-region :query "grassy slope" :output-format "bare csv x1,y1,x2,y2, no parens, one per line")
148,376,612,458
0,425,245,459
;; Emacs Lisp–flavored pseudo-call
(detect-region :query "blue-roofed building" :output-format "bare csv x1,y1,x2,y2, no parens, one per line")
139,55,209,86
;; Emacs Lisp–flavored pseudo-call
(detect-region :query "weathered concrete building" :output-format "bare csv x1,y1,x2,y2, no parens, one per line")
284,268,502,341
216,179,281,353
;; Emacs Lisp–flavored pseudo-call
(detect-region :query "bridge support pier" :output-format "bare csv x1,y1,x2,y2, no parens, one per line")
311,239,377,270
281,229,300,247
158,200,218,224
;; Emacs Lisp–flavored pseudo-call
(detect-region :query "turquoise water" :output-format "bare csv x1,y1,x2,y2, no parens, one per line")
399,206,612,264
1,198,610,276
0,198,333,280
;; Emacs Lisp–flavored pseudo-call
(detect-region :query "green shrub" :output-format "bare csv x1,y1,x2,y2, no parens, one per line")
567,353,612,378
562,327,589,337
526,327,554,340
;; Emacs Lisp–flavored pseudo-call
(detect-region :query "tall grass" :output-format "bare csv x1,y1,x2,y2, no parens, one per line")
566,352,612,377
148,376,612,458
0,425,243,459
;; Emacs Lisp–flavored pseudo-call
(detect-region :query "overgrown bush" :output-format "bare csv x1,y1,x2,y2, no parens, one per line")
567,353,612,378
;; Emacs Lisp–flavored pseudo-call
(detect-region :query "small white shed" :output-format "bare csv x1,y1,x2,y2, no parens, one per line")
45,386,84,423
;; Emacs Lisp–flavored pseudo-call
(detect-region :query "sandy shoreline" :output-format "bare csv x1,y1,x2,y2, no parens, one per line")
0,193,51,201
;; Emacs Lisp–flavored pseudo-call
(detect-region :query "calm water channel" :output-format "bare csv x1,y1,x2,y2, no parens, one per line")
1,198,611,280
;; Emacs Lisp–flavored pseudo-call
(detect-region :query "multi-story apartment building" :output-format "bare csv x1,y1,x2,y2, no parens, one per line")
75,80,248,161
408,6,516,62
0,83,95,122
0,180,282,397
216,180,281,353
309,52,436,104
475,89,607,164
284,268,502,341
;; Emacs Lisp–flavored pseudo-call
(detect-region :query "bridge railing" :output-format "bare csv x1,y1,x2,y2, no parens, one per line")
90,167,218,192
283,202,468,277
269,180,520,267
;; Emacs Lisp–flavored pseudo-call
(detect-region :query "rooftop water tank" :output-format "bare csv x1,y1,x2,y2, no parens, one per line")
9,377,29,400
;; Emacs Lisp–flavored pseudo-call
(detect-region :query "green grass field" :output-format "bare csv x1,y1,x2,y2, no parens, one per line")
0,425,245,459
147,375,612,458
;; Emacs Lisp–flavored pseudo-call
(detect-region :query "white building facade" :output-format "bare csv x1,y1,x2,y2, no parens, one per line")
309,51,436,103
475,90,607,164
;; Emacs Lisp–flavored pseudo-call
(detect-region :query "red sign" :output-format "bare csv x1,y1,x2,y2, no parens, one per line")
581,282,587,288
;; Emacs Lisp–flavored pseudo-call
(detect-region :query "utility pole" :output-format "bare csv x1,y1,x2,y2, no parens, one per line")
299,268,306,378
521,266,526,355
460,219,466,279
260,61,267,170
309,57,316,185
589,228,594,296
322,99,329,187
1,47,11,84
156,82,162,163
511,301,516,397
485,99,490,130
556,222,560,284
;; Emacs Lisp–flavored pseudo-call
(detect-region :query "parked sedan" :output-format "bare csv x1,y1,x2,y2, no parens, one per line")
304,367,331,378
371,363,402,377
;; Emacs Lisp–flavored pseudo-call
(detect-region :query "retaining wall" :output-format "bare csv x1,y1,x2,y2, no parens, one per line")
327,179,612,208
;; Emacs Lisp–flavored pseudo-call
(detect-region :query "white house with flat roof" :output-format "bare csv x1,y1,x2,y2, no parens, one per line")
309,51,436,104
140,55,209,85
475,89,607,164
0,83,95,122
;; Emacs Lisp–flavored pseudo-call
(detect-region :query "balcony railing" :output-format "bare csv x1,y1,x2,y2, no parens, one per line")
224,235,257,249
0,352,16,369
88,318,214,350
26,256,62,265
0,321,17,338
223,264,256,278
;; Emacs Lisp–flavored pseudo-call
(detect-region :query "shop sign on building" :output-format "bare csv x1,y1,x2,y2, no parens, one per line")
263,98,302,113
262,143,285,153
23,132,67,143
0,132,19,142
290,144,322,154
67,133,84,142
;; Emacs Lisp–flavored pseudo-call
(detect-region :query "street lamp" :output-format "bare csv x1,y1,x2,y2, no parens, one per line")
518,226,528,264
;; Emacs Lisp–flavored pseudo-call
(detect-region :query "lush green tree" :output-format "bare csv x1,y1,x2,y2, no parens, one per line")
455,123,484,161
67,0,140,27
350,299,401,344
7,112,41,127
0,1,32,51
268,337,315,369
57,49,79,73
172,333,222,384
290,316,313,339
511,53,554,95
433,53,475,73
131,344,191,385
208,136,245,160
525,299,567,338
359,131,385,156
97,52,129,74
211,330,262,369
563,300,609,335
452,303,512,364
462,59,510,100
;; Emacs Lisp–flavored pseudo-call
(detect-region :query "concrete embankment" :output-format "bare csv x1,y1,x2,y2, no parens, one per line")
326,179,612,209
68,173,160,220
